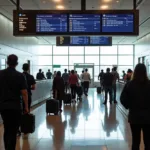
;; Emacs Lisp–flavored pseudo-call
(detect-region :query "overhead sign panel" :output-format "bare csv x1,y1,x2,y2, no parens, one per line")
13,10,139,36
56,36,112,46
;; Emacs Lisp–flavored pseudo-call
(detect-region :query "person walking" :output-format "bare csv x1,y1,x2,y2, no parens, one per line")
22,63,36,112
83,69,91,96
111,67,119,104
80,70,84,90
36,69,44,80
121,63,150,150
98,69,105,91
103,68,113,105
69,70,78,102
53,71,65,112
62,69,69,93
46,69,52,79
0,55,28,150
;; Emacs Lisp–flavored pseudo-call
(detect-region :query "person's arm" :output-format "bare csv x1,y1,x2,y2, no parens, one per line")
20,74,29,113
120,83,130,109
21,89,28,113
31,76,36,90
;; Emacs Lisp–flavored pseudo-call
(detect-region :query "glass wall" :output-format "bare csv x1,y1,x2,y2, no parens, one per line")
33,45,134,81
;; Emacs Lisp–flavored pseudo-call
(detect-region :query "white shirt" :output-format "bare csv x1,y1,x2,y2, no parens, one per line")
82,72,91,82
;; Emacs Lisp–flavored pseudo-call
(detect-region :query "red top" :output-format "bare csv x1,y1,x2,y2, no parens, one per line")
69,74,78,85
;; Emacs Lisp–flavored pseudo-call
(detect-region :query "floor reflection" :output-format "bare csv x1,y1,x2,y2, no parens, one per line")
0,89,139,150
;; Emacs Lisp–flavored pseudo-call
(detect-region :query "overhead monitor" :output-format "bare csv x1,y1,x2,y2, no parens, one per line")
56,36,112,46
13,10,139,36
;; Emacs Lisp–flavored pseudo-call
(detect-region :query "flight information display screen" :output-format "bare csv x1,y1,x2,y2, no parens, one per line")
36,14,67,32
70,36,89,45
102,14,134,32
56,36,112,46
69,14,101,32
13,10,139,36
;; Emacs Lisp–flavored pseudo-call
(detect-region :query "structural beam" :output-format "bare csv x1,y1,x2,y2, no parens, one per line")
81,0,86,11
133,0,136,9
17,0,20,11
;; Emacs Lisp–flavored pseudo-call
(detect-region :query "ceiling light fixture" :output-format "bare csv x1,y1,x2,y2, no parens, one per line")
100,5,109,9
103,0,112,2
53,0,61,2
56,5,65,9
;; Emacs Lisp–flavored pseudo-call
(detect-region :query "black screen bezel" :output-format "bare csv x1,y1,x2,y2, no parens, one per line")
13,10,139,36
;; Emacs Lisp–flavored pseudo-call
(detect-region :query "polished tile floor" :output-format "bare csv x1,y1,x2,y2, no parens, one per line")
0,89,144,150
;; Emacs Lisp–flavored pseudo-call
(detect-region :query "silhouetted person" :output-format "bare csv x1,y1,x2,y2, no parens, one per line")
53,71,65,112
98,69,105,91
122,70,126,80
36,69,44,80
80,70,84,90
69,70,78,102
62,69,69,93
112,67,119,103
121,63,150,150
0,54,28,150
103,68,113,105
83,69,91,96
46,69,52,79
22,63,36,112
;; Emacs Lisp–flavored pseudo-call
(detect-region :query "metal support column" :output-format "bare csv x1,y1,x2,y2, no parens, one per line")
81,0,86,11
133,0,136,10
16,0,20,10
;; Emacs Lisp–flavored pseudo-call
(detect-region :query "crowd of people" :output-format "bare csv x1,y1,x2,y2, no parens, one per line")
0,54,150,150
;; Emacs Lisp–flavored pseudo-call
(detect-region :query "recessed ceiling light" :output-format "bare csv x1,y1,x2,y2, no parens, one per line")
56,5,65,9
116,0,119,3
103,0,112,2
53,0,61,2
100,5,109,9
42,1,46,4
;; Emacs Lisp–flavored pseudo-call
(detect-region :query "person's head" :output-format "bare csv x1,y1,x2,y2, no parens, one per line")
127,69,132,73
42,72,44,74
133,63,148,83
39,69,42,73
57,71,61,77
106,68,110,73
68,70,70,73
75,71,77,74
114,67,117,72
22,63,29,72
54,71,56,74
71,70,75,74
64,69,67,73
7,54,18,67
48,69,50,72
82,70,84,74
85,68,88,72
112,68,114,72
101,69,103,73
122,70,125,73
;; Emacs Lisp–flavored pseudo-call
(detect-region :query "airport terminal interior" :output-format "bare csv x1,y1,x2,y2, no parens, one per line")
0,0,150,150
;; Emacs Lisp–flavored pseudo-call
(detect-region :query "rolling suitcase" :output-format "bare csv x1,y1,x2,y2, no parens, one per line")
46,99,59,115
21,113,35,134
64,93,72,105
97,87,101,94
76,86,83,101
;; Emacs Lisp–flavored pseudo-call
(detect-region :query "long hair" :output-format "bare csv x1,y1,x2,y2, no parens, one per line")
132,63,148,83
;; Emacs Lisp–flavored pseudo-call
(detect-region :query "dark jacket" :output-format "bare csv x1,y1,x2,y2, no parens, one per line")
103,72,113,87
53,76,65,100
120,80,150,124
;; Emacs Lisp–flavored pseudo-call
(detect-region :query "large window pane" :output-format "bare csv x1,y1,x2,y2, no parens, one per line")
53,66,68,73
118,45,133,54
53,46,68,55
94,66,100,77
85,56,99,65
53,56,68,65
85,47,99,55
36,46,52,55
69,47,84,55
100,56,117,65
118,56,133,65
101,45,117,55
69,56,84,65
33,56,52,65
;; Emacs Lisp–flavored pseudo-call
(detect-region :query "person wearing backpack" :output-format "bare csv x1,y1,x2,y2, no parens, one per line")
111,67,119,104
62,69,69,93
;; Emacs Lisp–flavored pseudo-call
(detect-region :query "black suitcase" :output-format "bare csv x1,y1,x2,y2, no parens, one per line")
21,114,35,134
97,87,101,94
64,93,72,105
46,99,59,115
76,86,83,101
